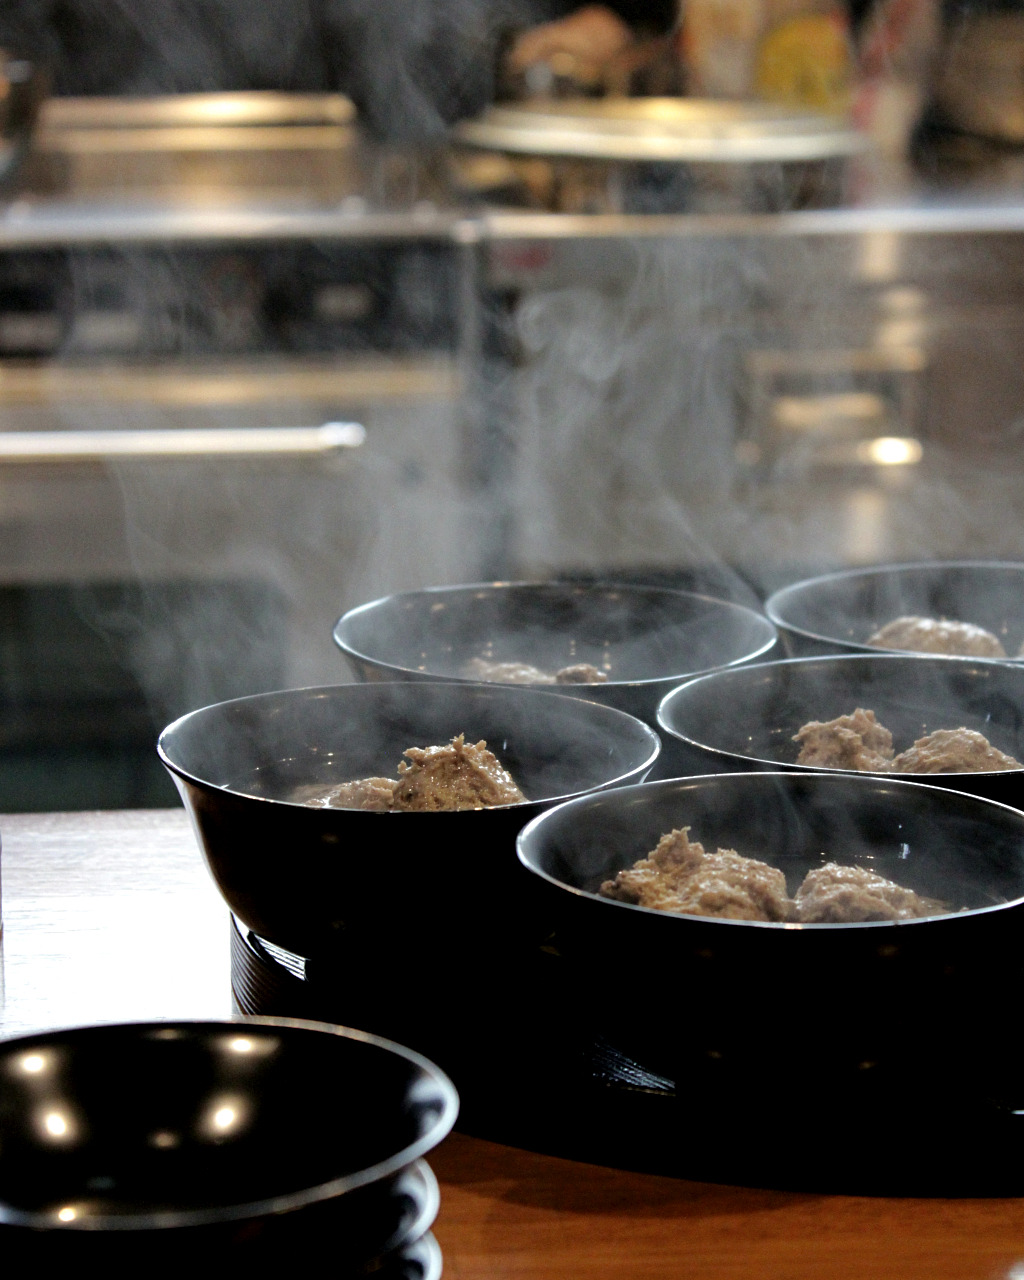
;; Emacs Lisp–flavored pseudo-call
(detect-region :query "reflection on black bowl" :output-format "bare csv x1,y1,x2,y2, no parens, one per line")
0,1018,456,1268
333,582,777,725
158,682,659,963
765,560,1024,660
516,772,1024,1098
657,655,1024,807
381,1231,442,1280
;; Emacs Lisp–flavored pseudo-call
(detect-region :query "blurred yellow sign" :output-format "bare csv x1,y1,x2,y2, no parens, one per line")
756,13,853,114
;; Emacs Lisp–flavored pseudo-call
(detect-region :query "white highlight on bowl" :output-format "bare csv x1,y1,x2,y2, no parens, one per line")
213,1107,237,1130
204,1095,248,1137
43,1111,70,1138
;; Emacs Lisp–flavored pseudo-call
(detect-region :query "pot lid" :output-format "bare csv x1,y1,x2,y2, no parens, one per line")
455,96,865,163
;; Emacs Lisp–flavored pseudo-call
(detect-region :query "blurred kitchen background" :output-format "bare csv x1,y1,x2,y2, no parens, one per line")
1,0,1024,809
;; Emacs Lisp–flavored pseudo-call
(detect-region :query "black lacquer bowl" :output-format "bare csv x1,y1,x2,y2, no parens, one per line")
333,581,777,725
765,560,1024,660
158,681,659,963
657,655,1024,808
517,772,1024,1110
0,1018,456,1269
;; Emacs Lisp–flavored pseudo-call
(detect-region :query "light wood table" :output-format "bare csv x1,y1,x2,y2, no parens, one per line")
2,808,1024,1280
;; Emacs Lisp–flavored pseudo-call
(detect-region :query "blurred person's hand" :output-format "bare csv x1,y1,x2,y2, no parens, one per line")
507,5,634,90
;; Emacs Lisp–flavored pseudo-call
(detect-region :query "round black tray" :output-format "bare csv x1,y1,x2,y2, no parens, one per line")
230,918,1024,1196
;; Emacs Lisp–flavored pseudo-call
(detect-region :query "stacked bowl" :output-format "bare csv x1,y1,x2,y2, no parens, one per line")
0,1017,457,1273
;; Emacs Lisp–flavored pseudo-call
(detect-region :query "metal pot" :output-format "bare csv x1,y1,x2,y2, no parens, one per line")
453,96,865,213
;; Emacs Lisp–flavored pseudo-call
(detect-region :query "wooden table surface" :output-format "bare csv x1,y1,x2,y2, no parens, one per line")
3,808,1024,1279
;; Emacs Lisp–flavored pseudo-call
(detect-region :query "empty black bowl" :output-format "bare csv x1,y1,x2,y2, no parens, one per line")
657,654,1024,807
333,582,777,725
0,1017,457,1268
765,560,1024,660
158,681,659,963
516,772,1024,1095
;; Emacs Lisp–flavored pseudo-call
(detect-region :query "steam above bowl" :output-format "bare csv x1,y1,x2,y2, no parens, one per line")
0,1017,456,1268
765,560,1024,661
332,581,777,726
657,654,1024,807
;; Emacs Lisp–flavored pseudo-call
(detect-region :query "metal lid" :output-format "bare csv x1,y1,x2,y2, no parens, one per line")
455,96,865,163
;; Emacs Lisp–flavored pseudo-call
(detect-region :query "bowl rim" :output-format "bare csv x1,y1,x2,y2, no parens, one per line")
764,558,1024,660
332,579,778,691
515,770,1024,931
156,679,662,810
656,652,1024,780
397,1230,443,1280
0,1015,459,1233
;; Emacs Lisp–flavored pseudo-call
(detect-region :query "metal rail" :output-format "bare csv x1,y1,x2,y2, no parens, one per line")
0,421,364,461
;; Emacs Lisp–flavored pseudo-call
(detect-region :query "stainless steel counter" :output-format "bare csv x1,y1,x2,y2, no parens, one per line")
8,186,1024,248
7,91,1024,247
